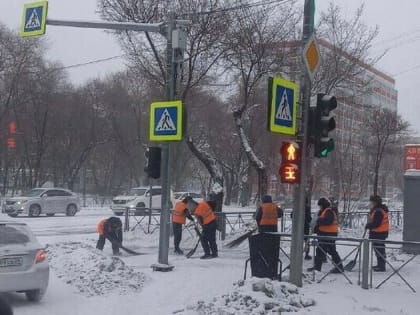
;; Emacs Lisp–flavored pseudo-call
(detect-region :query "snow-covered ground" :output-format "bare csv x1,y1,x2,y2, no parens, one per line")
1,206,419,315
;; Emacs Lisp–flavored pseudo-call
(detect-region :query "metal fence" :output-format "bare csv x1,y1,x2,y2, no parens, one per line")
264,233,420,292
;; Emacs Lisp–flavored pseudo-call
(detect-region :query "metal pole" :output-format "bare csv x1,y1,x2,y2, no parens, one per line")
155,12,176,271
148,181,153,234
46,18,164,33
362,238,370,289
289,0,315,287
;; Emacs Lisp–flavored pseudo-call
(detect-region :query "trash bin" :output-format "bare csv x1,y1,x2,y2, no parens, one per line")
247,233,281,280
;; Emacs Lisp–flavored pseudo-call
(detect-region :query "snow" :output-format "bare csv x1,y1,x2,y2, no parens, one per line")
175,279,315,314
1,206,419,315
45,242,146,297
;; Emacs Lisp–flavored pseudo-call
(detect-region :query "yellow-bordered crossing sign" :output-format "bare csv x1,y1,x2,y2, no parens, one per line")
21,1,48,37
268,77,298,135
149,100,183,141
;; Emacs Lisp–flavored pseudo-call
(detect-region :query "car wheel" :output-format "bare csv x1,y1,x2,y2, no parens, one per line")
25,289,46,302
29,205,41,217
66,204,77,216
46,213,55,217
8,213,18,218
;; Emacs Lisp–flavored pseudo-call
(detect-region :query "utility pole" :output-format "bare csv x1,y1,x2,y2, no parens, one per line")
155,12,176,271
289,0,315,287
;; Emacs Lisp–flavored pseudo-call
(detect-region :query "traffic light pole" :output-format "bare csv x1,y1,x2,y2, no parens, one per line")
289,0,315,287
154,12,176,271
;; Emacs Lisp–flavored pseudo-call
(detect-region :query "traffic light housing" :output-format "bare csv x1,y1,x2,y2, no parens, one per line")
144,147,161,179
311,93,337,158
279,142,300,184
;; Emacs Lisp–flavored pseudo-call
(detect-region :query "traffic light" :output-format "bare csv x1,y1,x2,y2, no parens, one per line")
7,121,17,150
144,147,161,179
312,93,337,158
279,142,300,184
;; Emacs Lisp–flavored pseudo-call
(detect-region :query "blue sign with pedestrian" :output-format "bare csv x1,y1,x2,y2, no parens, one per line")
150,101,183,141
268,77,298,135
21,1,48,37
154,107,178,136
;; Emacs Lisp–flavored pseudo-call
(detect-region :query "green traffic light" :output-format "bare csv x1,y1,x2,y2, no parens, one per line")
320,139,335,157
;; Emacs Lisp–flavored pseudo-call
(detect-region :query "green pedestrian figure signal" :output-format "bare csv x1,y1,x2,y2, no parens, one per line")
309,93,337,158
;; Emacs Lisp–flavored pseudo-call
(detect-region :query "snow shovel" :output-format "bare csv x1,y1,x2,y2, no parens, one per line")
225,228,257,249
106,237,145,255
186,224,202,259
344,229,367,271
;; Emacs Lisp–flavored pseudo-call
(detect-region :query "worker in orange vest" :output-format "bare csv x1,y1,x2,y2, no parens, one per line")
190,199,218,259
255,195,283,233
308,198,343,273
365,195,390,272
96,217,123,255
172,199,194,255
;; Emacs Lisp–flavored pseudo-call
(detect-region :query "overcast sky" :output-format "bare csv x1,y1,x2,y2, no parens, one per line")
1,0,420,133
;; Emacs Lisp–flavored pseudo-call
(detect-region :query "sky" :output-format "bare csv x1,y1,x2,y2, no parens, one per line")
0,0,419,133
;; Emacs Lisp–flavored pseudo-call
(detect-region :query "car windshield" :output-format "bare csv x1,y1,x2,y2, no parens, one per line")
20,189,45,197
128,188,147,196
0,224,32,246
174,193,185,199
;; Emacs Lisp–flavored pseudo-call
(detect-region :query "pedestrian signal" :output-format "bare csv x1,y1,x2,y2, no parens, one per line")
279,142,300,184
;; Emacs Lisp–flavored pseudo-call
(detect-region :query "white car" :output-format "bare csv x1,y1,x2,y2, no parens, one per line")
174,192,204,203
0,221,49,302
2,188,80,217
111,186,164,216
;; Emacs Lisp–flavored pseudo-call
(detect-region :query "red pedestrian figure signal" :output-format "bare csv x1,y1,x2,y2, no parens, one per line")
7,138,16,149
8,121,17,134
279,142,300,184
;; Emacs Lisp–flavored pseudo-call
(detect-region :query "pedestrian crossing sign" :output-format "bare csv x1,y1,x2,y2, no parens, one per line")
268,77,298,135
150,100,183,141
20,1,48,37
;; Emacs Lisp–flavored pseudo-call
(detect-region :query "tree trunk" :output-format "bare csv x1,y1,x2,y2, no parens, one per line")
186,137,224,211
233,112,267,201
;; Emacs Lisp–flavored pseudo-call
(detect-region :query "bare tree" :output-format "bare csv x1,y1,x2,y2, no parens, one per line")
365,107,409,196
222,2,299,199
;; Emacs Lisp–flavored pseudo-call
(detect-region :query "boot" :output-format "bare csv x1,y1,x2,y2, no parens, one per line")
373,265,386,272
307,258,322,272
330,263,344,274
174,249,184,255
211,252,218,258
200,254,212,259
304,253,312,260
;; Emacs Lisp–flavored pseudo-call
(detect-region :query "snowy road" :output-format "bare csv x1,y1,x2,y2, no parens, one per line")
1,207,420,315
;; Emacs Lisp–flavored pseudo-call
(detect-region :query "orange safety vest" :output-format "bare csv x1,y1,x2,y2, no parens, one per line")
370,209,390,233
173,201,187,224
194,201,216,225
97,219,106,235
259,203,278,226
318,208,339,233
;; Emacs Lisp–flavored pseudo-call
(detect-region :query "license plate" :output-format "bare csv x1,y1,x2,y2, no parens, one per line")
5,207,15,212
0,257,23,267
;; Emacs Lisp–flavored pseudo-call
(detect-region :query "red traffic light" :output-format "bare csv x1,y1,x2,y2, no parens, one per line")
279,142,300,184
8,121,17,134
279,163,299,184
7,137,16,149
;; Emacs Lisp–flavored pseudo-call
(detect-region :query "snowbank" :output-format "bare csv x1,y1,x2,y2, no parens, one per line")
174,278,315,314
46,242,146,297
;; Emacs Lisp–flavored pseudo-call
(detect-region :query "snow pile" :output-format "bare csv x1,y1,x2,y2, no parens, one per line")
174,278,315,314
46,242,146,297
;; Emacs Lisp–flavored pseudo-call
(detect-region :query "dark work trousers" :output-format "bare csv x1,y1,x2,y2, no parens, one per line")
370,232,388,268
201,220,218,256
315,235,342,270
96,231,121,254
173,222,183,251
258,225,278,233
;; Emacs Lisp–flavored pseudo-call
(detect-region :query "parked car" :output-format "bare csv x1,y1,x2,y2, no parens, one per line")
174,192,203,203
111,186,170,216
0,221,49,302
2,188,80,217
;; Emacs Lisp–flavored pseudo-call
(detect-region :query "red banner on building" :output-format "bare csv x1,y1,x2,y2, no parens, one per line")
405,145,420,170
